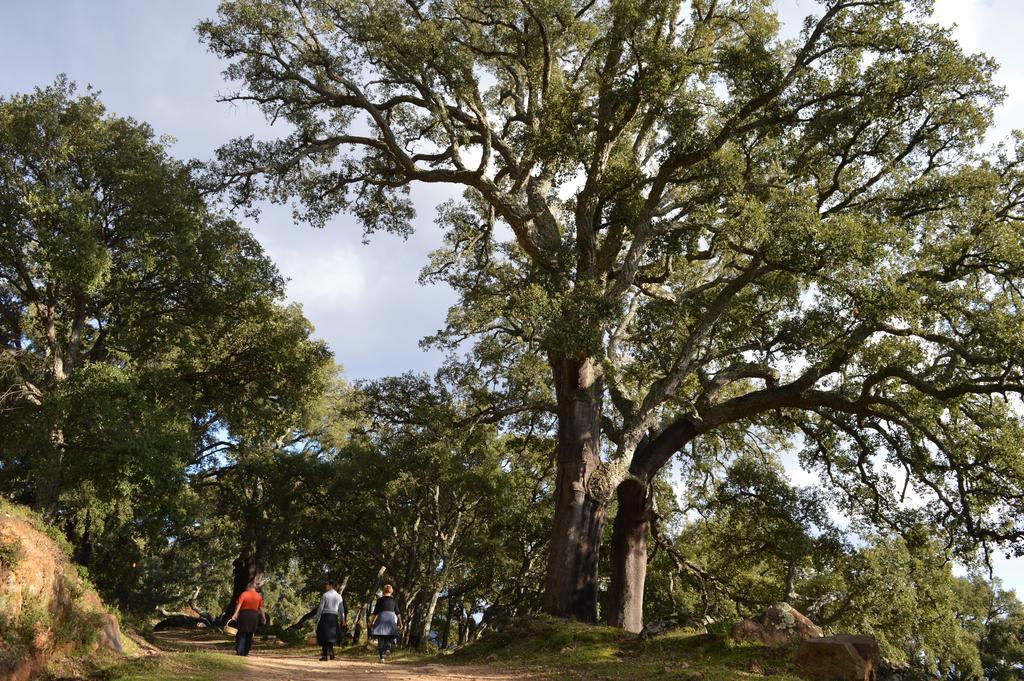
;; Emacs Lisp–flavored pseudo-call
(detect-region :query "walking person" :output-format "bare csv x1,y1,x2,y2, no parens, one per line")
370,584,402,663
229,580,266,656
315,580,346,661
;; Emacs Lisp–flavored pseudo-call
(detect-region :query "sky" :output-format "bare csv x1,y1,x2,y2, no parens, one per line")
1,0,1023,591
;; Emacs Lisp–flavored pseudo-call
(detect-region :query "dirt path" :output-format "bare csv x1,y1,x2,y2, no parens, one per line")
152,631,529,680
220,654,525,681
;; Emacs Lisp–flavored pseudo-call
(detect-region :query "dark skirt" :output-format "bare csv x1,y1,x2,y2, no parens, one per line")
316,612,342,645
236,608,261,633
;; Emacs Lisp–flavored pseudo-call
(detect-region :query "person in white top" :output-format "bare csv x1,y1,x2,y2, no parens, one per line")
315,580,346,661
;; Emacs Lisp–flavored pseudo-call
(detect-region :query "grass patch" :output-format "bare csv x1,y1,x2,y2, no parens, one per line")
0,498,74,558
449,615,803,680
95,652,244,681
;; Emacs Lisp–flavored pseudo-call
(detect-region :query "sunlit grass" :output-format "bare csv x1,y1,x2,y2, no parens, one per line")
97,652,244,681
449,615,804,680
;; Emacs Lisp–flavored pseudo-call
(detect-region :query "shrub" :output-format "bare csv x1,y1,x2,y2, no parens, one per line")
0,499,74,557
54,596,105,649
0,536,23,570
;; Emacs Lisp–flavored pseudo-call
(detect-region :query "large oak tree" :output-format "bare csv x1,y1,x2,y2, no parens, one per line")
0,80,332,604
200,0,1024,630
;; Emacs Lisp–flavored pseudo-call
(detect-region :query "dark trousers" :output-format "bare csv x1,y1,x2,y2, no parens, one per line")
321,642,334,658
235,631,254,656
377,635,395,658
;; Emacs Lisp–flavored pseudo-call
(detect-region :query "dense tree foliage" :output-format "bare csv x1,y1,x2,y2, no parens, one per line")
0,80,331,608
199,0,1024,636
643,451,1023,677
274,372,552,651
1,4,1023,677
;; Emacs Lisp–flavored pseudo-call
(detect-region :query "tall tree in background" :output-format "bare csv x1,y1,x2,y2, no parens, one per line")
0,79,332,605
293,372,553,651
200,0,1024,630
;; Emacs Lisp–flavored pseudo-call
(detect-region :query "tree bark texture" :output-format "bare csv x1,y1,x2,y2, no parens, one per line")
457,604,470,645
606,419,697,631
441,597,454,650
542,355,606,622
222,552,263,623
415,589,440,652
607,478,652,633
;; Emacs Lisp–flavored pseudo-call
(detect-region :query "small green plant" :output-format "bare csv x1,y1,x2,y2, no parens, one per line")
0,499,74,557
54,597,105,649
16,591,50,650
0,536,23,570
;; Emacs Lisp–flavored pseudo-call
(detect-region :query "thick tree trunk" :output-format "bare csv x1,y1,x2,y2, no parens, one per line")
607,479,652,633
222,552,262,623
542,355,606,622
604,418,699,631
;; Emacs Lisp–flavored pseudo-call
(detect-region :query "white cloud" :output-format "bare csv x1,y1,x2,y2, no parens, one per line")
279,246,368,309
932,0,983,52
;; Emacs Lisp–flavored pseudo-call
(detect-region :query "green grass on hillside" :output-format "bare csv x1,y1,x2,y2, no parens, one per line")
94,652,244,681
450,616,803,681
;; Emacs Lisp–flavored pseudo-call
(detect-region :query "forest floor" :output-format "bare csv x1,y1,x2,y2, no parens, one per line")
95,618,801,681
217,655,524,681
100,628,528,681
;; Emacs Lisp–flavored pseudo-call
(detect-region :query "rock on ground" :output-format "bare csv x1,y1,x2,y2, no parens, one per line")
730,603,823,647
638,616,709,640
795,634,881,681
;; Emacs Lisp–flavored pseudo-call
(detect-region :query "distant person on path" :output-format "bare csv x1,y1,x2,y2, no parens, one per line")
315,580,346,661
370,584,402,663
229,580,267,656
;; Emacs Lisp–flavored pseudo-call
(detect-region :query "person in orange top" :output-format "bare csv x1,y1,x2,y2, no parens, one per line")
229,580,267,656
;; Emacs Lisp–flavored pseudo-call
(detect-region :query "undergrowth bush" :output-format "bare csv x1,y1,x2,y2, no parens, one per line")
0,498,74,557
0,501,114,656
0,536,23,570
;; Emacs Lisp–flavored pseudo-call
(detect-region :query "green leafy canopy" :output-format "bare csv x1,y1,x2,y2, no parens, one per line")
198,0,1024,561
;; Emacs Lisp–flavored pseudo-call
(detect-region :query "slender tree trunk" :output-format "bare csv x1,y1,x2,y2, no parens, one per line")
407,607,420,649
458,604,469,645
415,589,440,652
608,479,652,633
363,600,373,647
441,596,454,650
34,318,67,519
35,427,66,517
401,592,418,648
352,604,364,645
542,355,606,622
783,560,797,603
74,508,94,567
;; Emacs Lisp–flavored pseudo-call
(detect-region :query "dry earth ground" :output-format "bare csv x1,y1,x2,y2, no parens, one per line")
221,655,523,681
152,630,528,681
